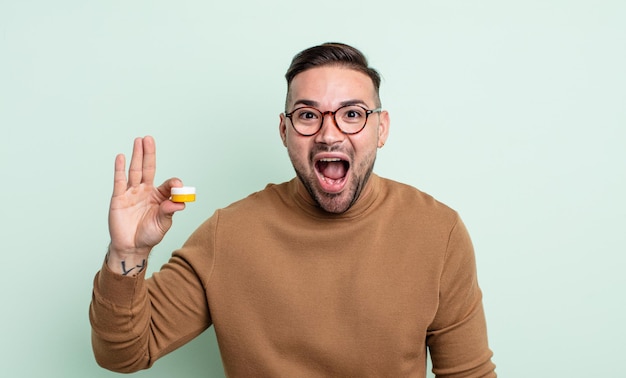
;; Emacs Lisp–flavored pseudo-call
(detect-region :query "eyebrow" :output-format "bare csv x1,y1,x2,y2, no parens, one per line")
292,99,370,109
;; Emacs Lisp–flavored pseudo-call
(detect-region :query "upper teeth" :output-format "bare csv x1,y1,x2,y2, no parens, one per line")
320,158,341,162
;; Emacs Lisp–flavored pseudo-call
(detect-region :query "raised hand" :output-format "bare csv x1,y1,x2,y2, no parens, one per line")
106,136,186,275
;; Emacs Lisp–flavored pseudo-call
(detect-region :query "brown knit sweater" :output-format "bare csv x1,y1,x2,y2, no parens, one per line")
90,174,496,377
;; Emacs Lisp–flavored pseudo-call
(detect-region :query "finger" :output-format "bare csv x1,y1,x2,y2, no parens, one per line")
157,179,186,225
141,135,157,186
153,199,186,237
112,153,127,197
161,199,186,219
127,137,144,188
155,177,183,201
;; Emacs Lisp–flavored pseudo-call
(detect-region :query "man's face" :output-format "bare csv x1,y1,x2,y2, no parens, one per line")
279,66,390,213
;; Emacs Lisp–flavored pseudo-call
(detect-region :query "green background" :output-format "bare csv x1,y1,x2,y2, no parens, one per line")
1,1,624,377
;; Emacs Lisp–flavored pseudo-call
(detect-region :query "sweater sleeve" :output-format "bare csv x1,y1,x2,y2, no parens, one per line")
427,216,496,378
89,216,216,373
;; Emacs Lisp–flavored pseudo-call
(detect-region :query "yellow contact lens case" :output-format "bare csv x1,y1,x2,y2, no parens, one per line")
171,186,196,202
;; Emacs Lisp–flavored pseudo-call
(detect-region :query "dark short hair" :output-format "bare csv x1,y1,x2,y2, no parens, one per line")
285,42,382,109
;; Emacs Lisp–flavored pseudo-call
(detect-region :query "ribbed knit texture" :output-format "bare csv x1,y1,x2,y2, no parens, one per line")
90,174,496,377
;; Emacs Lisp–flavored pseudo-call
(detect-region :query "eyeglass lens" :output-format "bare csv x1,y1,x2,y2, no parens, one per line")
290,105,371,135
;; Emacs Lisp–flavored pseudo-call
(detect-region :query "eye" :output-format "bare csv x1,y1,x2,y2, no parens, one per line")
339,106,365,123
295,108,320,122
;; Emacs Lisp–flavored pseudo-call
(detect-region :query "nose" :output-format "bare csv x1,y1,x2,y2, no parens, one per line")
314,112,345,145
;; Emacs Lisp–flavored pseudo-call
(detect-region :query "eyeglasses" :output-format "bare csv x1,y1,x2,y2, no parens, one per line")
284,105,382,136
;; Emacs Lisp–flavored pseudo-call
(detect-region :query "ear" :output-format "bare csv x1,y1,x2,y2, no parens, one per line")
279,113,288,147
377,110,390,148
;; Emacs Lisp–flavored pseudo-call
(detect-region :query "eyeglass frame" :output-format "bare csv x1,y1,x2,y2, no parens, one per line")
284,104,383,136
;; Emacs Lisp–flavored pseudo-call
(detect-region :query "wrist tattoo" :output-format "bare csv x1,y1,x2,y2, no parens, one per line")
121,259,147,276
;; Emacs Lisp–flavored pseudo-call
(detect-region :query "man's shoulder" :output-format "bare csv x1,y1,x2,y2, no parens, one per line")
377,176,458,219
218,180,292,215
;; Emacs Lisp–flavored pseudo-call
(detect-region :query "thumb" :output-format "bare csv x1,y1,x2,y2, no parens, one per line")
156,177,184,199
156,178,186,218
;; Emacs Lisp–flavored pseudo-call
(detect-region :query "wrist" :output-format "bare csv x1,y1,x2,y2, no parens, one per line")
106,245,150,277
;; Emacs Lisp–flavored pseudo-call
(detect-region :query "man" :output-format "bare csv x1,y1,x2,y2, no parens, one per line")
90,42,496,377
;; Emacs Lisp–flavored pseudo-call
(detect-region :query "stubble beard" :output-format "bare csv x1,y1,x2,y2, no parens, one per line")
291,149,377,214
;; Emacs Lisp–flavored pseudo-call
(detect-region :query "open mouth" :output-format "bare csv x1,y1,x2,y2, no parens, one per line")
315,157,350,193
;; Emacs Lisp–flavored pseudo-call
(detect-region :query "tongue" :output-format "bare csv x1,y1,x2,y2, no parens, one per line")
319,161,346,180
